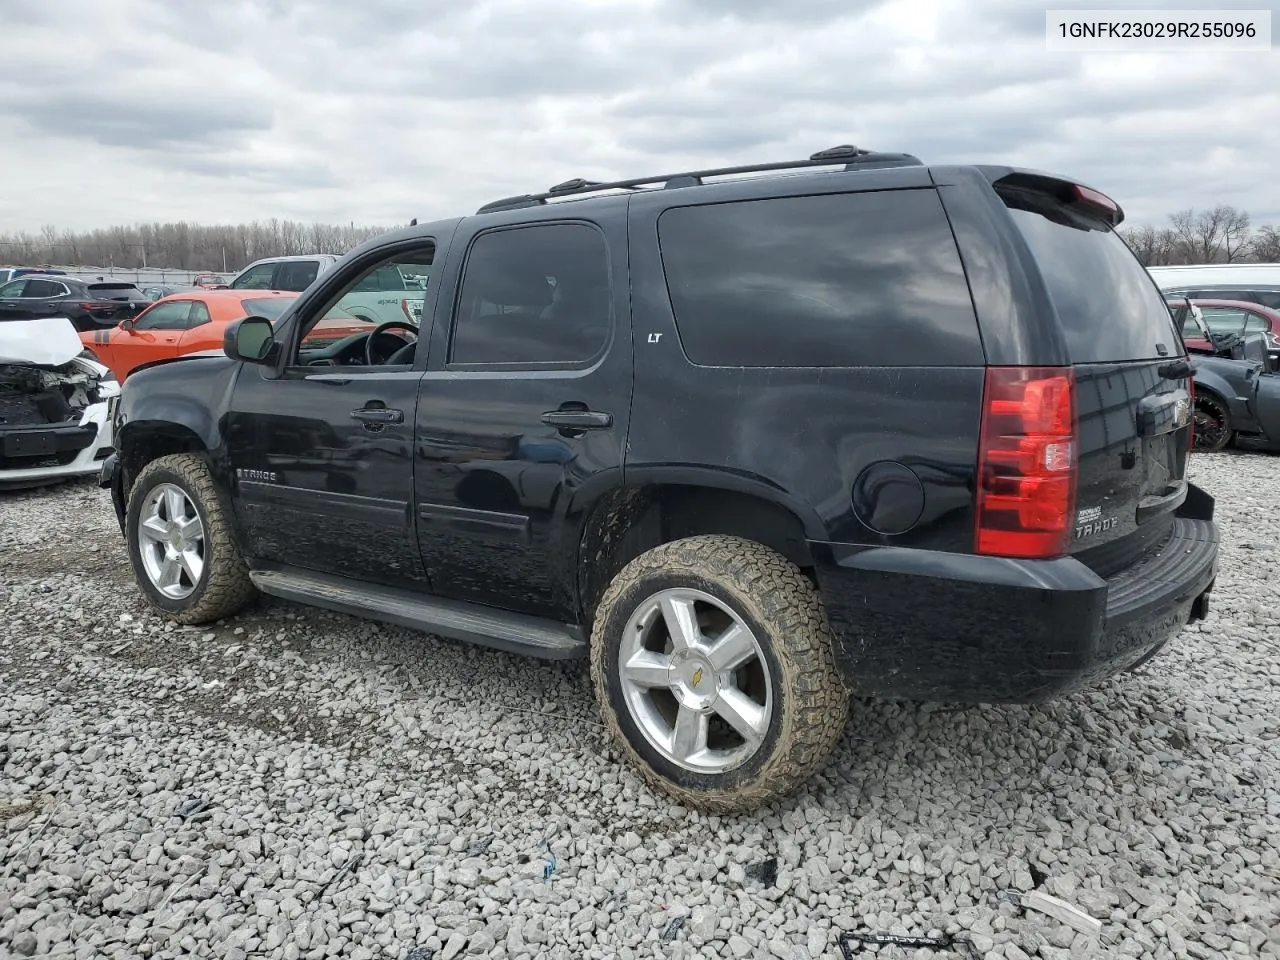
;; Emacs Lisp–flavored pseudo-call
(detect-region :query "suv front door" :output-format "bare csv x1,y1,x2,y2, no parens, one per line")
414,212,632,622
224,241,440,589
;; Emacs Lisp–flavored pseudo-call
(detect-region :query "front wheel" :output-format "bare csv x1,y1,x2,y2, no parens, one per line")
590,535,849,813
1193,392,1233,452
125,453,256,623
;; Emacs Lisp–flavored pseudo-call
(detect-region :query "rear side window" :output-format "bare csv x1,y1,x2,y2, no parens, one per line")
241,297,294,320
656,189,983,367
23,279,65,297
275,261,320,291
1002,196,1180,363
450,223,611,366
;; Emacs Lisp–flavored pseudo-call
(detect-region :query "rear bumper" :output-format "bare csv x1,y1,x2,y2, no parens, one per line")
811,488,1219,703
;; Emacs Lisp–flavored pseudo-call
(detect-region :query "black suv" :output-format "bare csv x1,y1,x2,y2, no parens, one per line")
0,275,151,330
101,146,1220,811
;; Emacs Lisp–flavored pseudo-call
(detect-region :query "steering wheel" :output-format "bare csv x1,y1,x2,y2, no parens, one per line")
364,320,418,366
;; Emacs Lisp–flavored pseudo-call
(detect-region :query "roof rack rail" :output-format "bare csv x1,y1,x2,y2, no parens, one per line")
475,145,923,213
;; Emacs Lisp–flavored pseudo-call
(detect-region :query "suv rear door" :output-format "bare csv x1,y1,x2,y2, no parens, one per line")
413,207,632,622
985,173,1194,575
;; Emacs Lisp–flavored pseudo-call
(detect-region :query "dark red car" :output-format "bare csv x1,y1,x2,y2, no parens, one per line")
1168,297,1280,371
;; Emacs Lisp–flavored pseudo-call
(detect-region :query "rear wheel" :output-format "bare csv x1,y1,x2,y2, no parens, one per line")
125,454,256,623
1193,392,1233,452
590,535,849,812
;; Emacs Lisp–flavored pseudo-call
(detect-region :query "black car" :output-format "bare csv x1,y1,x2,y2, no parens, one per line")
1182,308,1280,452
0,276,150,330
100,145,1219,811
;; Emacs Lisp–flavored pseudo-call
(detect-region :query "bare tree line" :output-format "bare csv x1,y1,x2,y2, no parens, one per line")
1119,206,1280,267
3,206,1278,274
0,219,396,273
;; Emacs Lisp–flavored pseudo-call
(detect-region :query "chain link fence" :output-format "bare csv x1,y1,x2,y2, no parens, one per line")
24,266,231,287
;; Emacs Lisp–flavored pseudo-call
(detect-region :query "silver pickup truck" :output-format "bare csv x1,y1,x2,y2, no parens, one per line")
227,254,427,326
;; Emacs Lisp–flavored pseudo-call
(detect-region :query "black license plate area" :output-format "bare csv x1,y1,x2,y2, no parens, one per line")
3,431,58,457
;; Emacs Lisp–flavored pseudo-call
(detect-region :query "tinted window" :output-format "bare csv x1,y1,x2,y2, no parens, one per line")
275,261,320,291
230,263,277,290
1005,202,1179,363
241,297,294,320
657,190,981,367
450,223,611,365
134,301,193,330
23,279,64,298
0,280,26,299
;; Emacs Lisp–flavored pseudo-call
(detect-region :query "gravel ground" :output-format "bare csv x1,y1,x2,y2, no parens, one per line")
1,453,1277,960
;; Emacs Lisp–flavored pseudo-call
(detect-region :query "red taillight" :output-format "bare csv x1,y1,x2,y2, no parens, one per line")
400,298,422,321
975,366,1078,559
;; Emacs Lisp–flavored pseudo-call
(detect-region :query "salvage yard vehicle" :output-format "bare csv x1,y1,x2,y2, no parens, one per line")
0,275,150,331
79,289,380,381
1148,262,1280,310
1179,303,1280,452
1167,296,1280,372
1,317,119,489
227,254,427,325
101,146,1220,811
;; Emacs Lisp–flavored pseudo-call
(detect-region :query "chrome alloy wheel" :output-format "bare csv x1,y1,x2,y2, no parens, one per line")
136,483,206,600
618,588,773,774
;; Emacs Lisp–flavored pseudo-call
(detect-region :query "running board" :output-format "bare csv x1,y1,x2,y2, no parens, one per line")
248,567,586,660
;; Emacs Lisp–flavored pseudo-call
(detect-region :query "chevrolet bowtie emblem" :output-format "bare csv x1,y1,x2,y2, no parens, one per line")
691,667,704,688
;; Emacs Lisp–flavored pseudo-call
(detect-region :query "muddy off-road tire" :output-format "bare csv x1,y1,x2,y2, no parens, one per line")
125,453,256,624
590,535,849,813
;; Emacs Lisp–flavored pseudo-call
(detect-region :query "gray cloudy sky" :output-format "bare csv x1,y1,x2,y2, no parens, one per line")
1,0,1277,232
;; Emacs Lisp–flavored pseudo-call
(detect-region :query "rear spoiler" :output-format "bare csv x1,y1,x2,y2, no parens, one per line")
974,165,1124,227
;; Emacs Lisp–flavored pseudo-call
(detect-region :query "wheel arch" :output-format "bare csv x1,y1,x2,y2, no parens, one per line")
574,472,823,631
117,412,214,502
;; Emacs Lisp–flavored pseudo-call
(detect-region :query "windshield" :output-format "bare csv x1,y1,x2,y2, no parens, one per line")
241,297,295,320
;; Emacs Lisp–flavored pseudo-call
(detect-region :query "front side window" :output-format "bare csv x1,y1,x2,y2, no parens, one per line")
133,300,193,331
450,223,611,366
230,263,277,290
658,189,982,367
291,245,435,366
0,280,28,299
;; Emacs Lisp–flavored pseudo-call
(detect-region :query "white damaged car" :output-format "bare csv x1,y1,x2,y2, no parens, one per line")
0,317,119,490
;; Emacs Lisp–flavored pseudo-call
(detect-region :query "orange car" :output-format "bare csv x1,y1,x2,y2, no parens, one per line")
79,289,377,380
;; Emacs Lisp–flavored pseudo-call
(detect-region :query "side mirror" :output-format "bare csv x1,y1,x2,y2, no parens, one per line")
224,316,277,364
120,318,136,333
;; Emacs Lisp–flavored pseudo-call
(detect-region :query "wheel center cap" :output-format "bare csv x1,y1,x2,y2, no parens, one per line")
673,653,718,709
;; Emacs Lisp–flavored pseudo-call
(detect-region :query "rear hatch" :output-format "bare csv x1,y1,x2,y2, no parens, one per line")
87,282,149,317
996,175,1192,577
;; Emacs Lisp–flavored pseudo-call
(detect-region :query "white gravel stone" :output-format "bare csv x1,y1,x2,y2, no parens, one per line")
0,457,1277,959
